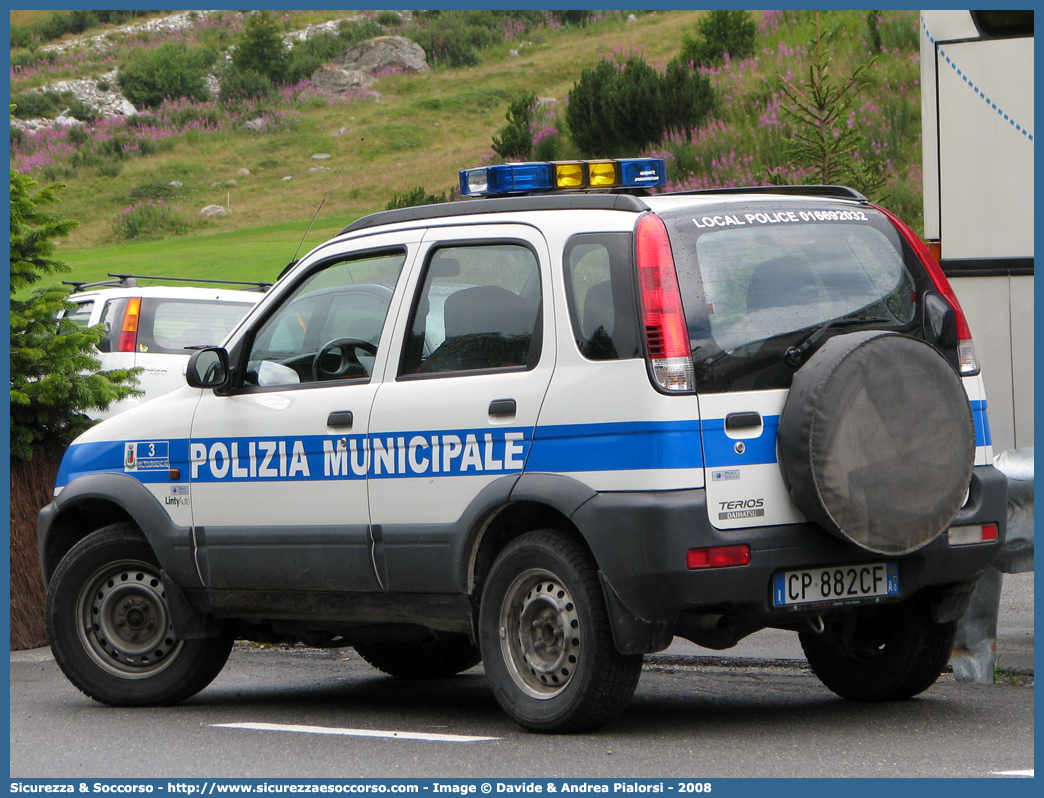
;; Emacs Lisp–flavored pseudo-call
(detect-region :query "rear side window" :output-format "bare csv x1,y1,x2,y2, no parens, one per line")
64,301,94,327
562,233,641,361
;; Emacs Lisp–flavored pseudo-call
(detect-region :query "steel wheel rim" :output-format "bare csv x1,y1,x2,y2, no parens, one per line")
76,559,183,679
499,567,581,699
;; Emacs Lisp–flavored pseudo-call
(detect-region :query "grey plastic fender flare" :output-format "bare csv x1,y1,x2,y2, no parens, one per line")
42,472,202,589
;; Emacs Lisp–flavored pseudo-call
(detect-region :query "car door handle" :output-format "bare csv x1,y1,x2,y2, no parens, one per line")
489,399,516,417
327,411,354,428
725,412,762,430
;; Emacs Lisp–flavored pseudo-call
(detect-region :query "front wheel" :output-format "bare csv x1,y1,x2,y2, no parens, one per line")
46,523,233,706
478,530,643,733
799,593,956,701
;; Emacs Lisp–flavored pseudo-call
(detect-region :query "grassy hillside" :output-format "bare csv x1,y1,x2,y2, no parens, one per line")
10,9,923,286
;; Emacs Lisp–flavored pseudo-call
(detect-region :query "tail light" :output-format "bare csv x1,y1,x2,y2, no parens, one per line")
635,213,694,392
874,205,979,376
687,545,751,569
948,523,999,546
118,297,141,352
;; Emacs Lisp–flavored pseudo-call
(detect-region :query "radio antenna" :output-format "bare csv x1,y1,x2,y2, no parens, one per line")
284,136,364,277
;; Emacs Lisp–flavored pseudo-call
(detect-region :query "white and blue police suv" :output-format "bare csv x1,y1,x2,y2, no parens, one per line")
39,159,1007,733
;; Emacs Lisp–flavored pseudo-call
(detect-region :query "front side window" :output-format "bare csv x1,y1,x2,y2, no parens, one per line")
400,244,541,376
243,251,405,388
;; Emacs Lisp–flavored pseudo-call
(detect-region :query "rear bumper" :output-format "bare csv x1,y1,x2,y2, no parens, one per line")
573,464,1008,653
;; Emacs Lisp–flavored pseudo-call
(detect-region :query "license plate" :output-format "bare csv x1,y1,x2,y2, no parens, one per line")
772,562,899,607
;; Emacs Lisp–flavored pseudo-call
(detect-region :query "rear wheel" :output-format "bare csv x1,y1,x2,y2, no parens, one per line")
354,636,481,678
478,530,643,733
46,523,233,706
799,593,956,701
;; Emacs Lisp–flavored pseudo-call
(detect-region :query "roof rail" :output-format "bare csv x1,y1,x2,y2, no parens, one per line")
107,274,272,292
64,277,137,292
671,184,869,202
340,193,651,235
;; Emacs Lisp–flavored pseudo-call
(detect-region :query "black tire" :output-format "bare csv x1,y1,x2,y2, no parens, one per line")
478,530,643,733
354,636,481,678
46,522,233,706
799,594,956,701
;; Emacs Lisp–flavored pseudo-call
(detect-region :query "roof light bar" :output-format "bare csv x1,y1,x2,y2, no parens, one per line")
459,158,666,198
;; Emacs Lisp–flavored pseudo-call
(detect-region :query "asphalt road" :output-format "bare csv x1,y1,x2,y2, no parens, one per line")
9,574,1034,780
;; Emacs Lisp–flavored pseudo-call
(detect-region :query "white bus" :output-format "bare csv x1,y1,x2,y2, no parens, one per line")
920,9,1034,455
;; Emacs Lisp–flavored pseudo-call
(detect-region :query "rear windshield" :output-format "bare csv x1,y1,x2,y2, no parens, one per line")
661,202,921,391
98,298,256,354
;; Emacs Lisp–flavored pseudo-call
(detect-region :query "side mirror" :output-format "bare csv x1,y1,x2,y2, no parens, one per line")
186,347,230,389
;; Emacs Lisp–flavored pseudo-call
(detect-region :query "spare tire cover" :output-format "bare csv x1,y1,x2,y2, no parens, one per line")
777,331,975,555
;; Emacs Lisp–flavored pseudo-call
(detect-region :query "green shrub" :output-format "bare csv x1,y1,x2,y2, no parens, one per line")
10,50,50,70
66,98,98,124
533,128,563,162
661,59,716,139
567,57,675,158
11,91,60,119
232,11,289,85
67,126,90,147
286,30,350,85
376,11,402,27
565,60,620,157
386,187,450,210
567,54,718,158
111,200,189,240
679,10,757,67
404,13,497,68
219,65,276,103
551,11,591,27
880,12,919,51
130,182,187,202
10,10,150,49
492,93,536,161
96,158,124,178
865,11,883,54
118,42,214,109
339,17,385,44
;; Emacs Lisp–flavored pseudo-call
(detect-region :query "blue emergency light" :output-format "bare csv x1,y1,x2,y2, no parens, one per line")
459,158,667,197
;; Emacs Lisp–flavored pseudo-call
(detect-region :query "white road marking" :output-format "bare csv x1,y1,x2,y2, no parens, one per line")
214,721,498,743
992,770,1034,777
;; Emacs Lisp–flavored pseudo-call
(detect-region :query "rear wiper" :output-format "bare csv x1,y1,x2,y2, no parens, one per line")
784,316,893,367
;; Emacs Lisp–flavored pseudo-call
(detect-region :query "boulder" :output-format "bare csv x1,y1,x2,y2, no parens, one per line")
310,65,376,92
200,205,231,218
336,36,429,75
